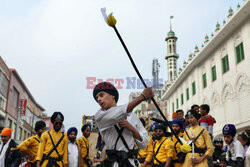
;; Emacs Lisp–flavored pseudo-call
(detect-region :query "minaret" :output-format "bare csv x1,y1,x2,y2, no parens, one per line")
165,23,179,82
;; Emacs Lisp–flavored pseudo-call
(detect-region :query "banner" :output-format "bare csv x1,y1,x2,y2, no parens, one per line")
19,99,27,116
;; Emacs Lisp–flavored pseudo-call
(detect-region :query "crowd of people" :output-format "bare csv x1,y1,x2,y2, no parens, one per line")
0,82,250,167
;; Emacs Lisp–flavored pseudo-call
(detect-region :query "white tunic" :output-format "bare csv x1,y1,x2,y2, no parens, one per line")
0,139,11,167
95,104,149,167
245,146,250,167
68,141,79,167
225,139,244,162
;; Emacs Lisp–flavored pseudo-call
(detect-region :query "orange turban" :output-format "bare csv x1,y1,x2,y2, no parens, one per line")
1,128,13,136
172,112,178,119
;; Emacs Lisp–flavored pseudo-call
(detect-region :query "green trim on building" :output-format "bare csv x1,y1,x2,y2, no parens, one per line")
186,88,189,101
172,102,174,113
192,81,196,95
211,66,217,82
176,98,179,109
235,42,244,64
202,73,207,88
222,55,229,74
181,93,184,105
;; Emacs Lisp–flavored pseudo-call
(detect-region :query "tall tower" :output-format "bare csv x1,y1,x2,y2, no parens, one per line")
165,23,179,82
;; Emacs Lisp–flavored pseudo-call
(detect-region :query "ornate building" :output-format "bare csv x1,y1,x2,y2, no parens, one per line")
161,0,250,136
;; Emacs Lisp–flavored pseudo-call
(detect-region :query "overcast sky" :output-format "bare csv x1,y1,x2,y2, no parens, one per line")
0,0,240,131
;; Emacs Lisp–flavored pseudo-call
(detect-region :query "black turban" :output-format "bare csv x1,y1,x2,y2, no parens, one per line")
81,124,91,133
93,82,119,103
35,120,46,132
51,112,64,123
154,124,166,132
186,109,199,120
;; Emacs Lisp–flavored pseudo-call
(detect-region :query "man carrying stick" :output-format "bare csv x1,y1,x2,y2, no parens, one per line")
94,82,150,167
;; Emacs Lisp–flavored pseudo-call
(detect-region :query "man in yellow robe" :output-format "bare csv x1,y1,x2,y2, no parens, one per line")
165,118,184,167
36,112,68,167
77,124,91,167
182,110,214,167
17,120,46,166
136,118,153,167
143,124,169,167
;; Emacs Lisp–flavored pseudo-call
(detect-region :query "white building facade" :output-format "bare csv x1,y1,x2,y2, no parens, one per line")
161,0,250,136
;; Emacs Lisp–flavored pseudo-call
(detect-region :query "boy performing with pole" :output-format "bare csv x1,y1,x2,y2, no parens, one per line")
94,82,150,167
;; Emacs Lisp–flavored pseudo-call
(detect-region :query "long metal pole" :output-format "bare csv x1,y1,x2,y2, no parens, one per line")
113,26,183,145
14,107,22,140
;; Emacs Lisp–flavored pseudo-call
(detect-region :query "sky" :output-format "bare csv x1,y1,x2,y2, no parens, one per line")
0,0,240,131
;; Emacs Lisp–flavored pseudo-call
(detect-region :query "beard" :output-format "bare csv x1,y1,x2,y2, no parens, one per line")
173,129,180,135
69,137,76,143
155,134,164,140
215,145,222,150
38,132,42,137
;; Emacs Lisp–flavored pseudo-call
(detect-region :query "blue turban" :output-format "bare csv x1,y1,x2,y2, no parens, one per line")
172,118,183,130
67,127,78,136
222,124,236,137
149,122,159,132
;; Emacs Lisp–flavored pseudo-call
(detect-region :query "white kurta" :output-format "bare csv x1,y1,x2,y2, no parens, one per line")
225,139,244,162
0,139,11,167
95,104,149,167
245,146,250,167
68,141,79,167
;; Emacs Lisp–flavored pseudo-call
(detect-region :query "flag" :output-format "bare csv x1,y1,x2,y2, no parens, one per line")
170,16,174,19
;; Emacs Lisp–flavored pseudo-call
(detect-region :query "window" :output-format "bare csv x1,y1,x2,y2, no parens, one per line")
172,102,174,113
24,130,27,140
181,94,184,105
0,71,9,98
18,127,22,141
0,96,4,110
222,55,229,74
12,87,19,108
202,73,207,88
235,42,244,64
170,72,173,80
7,119,12,128
211,66,217,81
186,88,189,101
192,81,196,95
176,98,179,109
